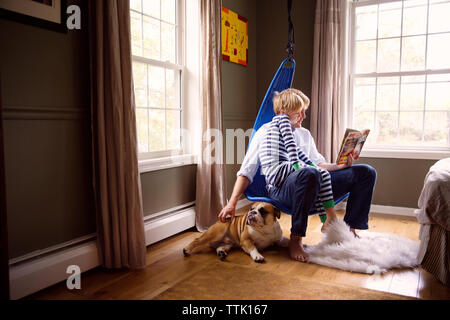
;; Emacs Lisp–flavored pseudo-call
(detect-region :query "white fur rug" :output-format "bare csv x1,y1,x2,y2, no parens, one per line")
304,219,420,274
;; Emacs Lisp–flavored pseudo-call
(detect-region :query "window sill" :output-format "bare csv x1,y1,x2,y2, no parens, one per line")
138,154,198,174
360,149,450,160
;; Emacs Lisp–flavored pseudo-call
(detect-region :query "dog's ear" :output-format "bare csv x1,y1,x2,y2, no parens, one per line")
273,206,281,219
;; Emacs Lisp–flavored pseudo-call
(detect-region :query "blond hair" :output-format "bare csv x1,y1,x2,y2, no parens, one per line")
272,88,310,115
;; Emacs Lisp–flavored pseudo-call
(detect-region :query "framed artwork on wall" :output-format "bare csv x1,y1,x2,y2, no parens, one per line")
0,0,66,33
221,6,248,67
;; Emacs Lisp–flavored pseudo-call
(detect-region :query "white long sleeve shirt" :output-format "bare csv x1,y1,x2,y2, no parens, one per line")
237,123,326,183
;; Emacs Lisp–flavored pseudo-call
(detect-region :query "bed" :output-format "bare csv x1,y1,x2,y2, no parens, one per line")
415,158,450,286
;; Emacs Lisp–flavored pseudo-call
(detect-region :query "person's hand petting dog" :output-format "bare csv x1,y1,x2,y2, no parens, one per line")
218,202,236,223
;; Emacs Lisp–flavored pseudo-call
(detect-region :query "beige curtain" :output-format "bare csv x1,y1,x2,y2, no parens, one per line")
89,0,147,269
310,0,345,163
195,0,227,232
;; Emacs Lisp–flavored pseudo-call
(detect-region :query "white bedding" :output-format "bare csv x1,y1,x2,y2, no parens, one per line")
415,158,450,230
414,157,450,264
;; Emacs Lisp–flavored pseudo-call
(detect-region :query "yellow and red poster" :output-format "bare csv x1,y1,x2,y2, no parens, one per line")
221,6,248,66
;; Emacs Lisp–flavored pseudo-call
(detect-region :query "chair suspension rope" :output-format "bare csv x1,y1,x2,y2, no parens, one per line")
286,0,295,58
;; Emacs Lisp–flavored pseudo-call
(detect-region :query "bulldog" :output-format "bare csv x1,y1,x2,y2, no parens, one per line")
183,202,289,263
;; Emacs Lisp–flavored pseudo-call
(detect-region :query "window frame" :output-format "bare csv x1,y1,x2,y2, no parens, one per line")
348,0,450,159
131,0,189,162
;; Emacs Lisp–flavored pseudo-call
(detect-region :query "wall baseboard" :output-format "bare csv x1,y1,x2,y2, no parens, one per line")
143,206,195,245
369,204,417,217
240,198,417,218
9,241,99,300
337,201,416,218
9,204,196,300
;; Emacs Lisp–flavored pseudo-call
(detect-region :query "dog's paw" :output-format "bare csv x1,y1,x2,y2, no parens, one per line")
183,248,190,257
250,250,265,263
254,256,265,263
217,250,227,260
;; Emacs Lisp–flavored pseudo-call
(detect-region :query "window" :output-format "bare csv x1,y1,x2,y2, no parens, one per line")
349,0,450,153
130,0,183,159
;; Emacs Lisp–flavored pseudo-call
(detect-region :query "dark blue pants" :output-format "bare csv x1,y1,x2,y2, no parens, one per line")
268,164,377,237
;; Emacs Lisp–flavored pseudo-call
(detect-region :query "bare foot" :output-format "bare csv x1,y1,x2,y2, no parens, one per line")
321,215,337,233
289,235,309,262
350,228,360,238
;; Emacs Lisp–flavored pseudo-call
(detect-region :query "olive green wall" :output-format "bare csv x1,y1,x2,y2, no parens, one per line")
0,0,95,258
222,0,258,200
256,0,316,130
140,165,196,216
359,157,435,208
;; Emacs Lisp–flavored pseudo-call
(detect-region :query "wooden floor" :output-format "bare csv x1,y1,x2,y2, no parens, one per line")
27,208,450,300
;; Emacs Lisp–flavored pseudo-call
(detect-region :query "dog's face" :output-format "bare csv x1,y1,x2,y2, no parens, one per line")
246,202,281,229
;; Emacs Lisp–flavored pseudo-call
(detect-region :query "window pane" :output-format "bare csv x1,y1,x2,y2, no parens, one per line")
149,109,165,151
130,0,141,12
161,22,176,63
136,108,149,153
398,112,423,145
378,38,400,72
403,5,427,36
166,69,180,109
143,15,160,60
354,111,375,131
400,77,425,111
404,0,428,7
143,0,160,18
161,0,176,24
356,40,376,73
130,10,142,56
148,66,165,108
355,5,378,40
132,62,148,107
427,33,450,69
378,2,402,38
375,112,399,144
423,111,450,147
353,78,376,112
401,35,425,71
376,77,399,111
166,110,181,150
427,73,450,82
426,81,450,111
428,2,450,33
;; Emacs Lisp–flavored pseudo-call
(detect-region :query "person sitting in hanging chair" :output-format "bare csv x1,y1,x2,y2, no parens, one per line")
218,88,377,263
260,89,339,234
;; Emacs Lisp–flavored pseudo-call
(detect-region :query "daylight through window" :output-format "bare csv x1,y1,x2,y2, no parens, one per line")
350,0,450,150
130,0,182,156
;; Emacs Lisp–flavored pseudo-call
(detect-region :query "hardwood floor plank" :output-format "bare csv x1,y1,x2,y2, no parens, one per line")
417,268,450,300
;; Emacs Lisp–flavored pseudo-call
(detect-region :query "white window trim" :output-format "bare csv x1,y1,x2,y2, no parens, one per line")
347,0,450,160
360,147,450,159
138,153,198,173
133,0,201,172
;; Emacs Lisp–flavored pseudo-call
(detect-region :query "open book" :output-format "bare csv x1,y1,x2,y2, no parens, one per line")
336,128,370,165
